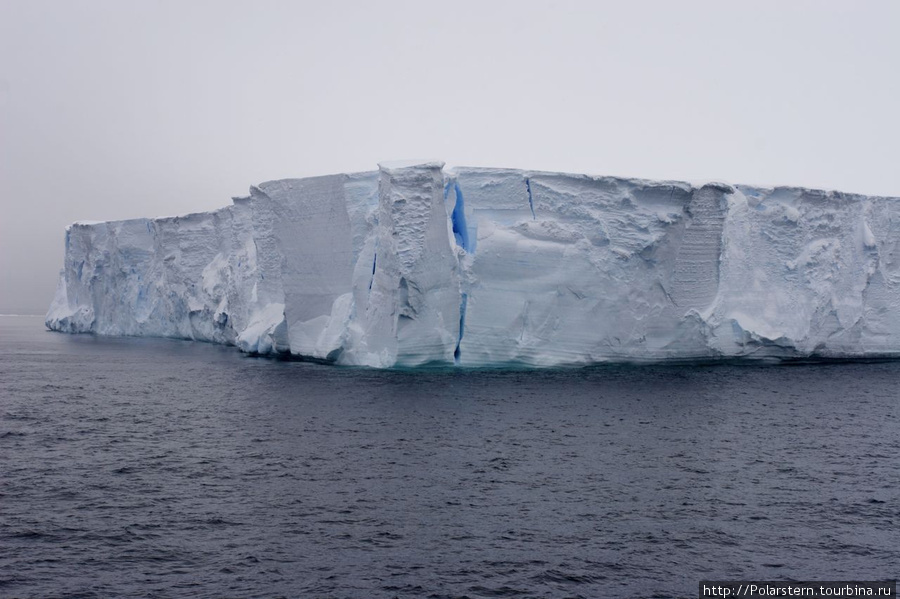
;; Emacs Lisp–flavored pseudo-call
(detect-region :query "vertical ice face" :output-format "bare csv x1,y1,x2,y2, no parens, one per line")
669,184,729,313
708,186,893,358
449,168,699,365
46,161,900,366
859,196,900,351
257,176,355,359
47,210,241,343
240,172,380,358
47,221,110,334
355,161,461,366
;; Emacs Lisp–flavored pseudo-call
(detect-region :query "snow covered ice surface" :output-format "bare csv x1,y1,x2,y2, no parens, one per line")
46,161,900,367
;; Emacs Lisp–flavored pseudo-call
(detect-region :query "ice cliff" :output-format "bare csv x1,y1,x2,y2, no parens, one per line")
46,161,900,366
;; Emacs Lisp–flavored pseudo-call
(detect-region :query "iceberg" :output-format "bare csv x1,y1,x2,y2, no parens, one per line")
46,161,900,366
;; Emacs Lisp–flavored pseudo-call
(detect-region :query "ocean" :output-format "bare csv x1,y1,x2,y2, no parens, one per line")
1,315,897,598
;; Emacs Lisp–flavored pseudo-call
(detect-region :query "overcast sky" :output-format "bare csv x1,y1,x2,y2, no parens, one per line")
1,0,898,314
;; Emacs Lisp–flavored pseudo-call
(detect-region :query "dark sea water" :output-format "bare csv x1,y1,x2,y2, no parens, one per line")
1,315,898,598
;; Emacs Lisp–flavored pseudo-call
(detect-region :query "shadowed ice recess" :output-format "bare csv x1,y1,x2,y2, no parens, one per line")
46,161,900,367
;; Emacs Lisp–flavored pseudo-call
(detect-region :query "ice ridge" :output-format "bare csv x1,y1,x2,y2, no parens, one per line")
46,161,900,367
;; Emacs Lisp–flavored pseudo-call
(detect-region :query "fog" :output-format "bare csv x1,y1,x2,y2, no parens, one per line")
1,0,898,314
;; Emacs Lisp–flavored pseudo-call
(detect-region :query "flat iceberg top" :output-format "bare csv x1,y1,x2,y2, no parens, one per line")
449,165,696,191
69,165,897,231
378,159,445,172
47,161,900,368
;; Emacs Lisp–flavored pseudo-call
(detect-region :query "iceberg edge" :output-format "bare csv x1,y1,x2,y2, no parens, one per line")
46,162,900,367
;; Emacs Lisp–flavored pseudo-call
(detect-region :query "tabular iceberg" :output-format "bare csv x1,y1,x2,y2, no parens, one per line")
46,161,900,367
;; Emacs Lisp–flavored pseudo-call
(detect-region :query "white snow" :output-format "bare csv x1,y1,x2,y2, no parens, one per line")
46,162,900,366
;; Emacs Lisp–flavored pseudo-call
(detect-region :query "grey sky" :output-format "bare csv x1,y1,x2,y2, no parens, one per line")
1,0,898,314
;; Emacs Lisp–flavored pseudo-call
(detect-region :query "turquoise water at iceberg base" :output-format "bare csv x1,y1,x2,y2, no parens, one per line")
1,315,898,598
